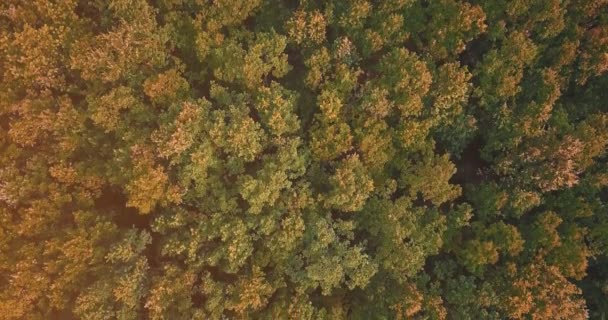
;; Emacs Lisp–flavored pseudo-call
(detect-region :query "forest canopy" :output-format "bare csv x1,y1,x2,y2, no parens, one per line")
1,0,608,319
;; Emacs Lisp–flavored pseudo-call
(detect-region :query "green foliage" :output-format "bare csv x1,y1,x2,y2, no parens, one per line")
2,0,608,319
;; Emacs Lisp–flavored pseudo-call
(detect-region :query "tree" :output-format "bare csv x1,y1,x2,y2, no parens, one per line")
2,0,608,318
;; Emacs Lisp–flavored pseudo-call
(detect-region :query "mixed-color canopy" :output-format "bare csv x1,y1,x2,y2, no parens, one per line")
1,0,608,319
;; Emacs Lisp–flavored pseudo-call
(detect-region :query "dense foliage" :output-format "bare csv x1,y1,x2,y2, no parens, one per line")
1,0,608,318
